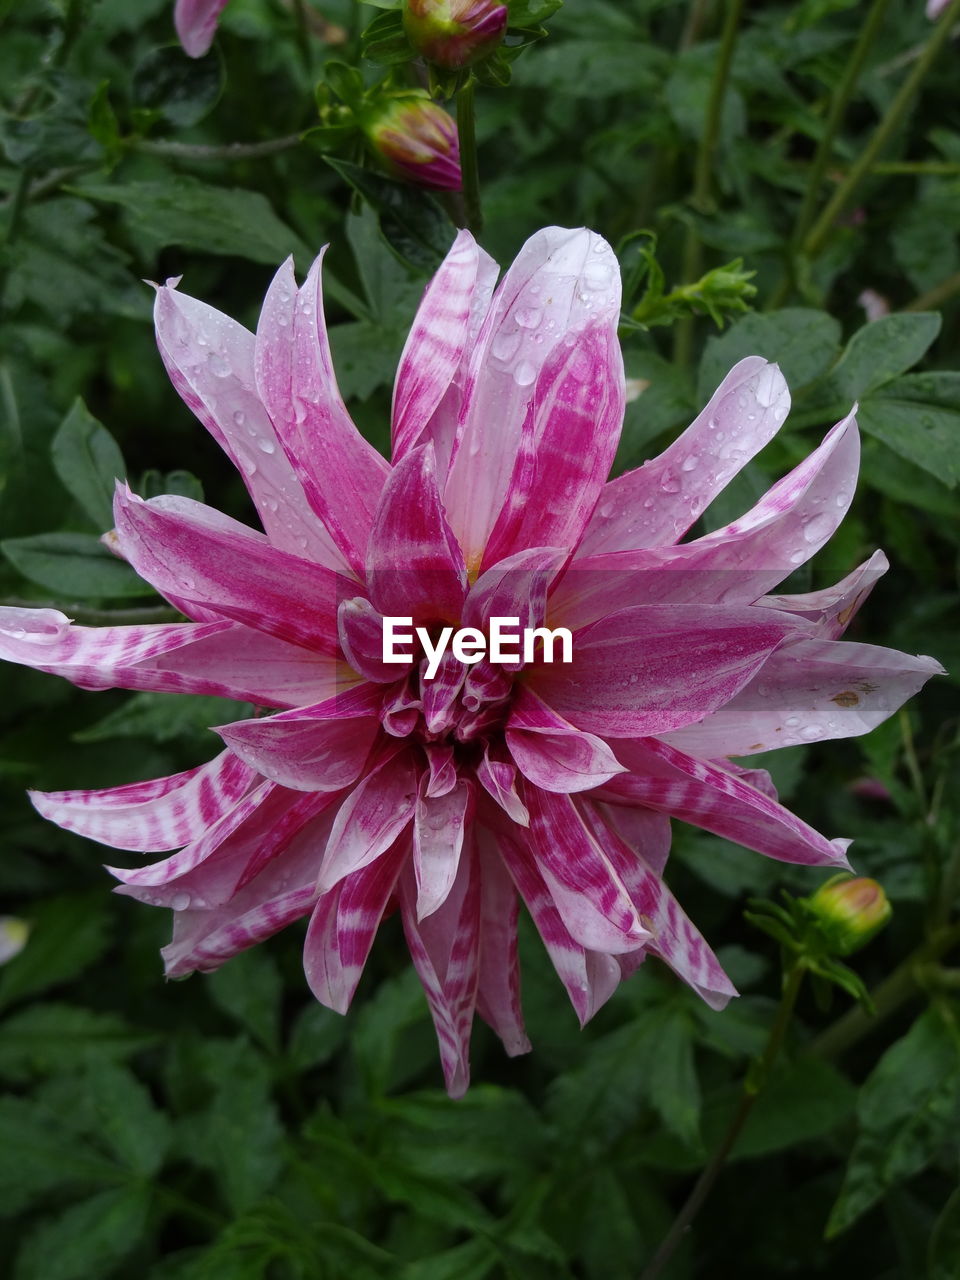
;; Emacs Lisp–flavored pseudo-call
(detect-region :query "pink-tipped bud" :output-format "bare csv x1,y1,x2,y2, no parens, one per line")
364,96,462,191
403,0,508,69
174,0,231,58
806,876,892,955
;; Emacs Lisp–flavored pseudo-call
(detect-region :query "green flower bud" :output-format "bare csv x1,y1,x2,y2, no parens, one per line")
363,94,462,191
805,876,892,955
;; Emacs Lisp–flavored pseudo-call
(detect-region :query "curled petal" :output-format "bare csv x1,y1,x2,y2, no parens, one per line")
317,749,419,892
505,687,626,793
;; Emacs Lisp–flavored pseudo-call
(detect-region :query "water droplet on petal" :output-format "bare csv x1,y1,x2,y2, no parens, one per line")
514,360,536,387
681,454,699,472
515,306,542,329
583,261,613,290
800,724,825,741
207,353,230,377
491,328,521,362
802,512,834,544
257,438,276,455
789,548,806,564
660,473,681,494
784,715,801,727
233,410,245,427
754,365,781,408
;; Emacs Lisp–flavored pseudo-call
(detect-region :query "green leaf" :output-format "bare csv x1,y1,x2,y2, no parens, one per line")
812,313,942,404
328,320,409,400
50,398,126,530
514,40,665,97
208,950,282,1053
698,308,842,402
81,1062,172,1176
71,178,312,267
857,375,960,489
1,531,153,598
324,157,451,273
74,692,247,745
828,1007,960,1236
0,1004,155,1083
287,1002,348,1071
0,894,111,1013
132,44,225,128
14,1185,151,1280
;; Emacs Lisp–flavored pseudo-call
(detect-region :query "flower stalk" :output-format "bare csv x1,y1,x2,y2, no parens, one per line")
456,77,482,233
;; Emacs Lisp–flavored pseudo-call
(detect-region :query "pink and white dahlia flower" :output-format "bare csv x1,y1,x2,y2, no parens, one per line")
3,227,940,1095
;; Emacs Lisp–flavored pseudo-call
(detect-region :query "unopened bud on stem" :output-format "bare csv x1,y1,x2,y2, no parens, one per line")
364,95,462,190
805,876,892,955
403,0,508,69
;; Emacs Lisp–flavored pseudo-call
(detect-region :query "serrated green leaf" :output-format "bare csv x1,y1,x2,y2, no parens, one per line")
813,312,942,404
50,398,126,530
14,1185,151,1280
287,1002,348,1071
324,157,451,272
208,950,282,1052
828,1007,960,1236
0,1003,155,1082
857,378,960,489
1,531,152,599
74,691,246,744
698,308,842,402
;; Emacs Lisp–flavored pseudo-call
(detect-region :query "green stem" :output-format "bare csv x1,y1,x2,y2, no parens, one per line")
133,133,303,161
640,963,806,1280
904,268,960,312
791,0,891,249
811,924,960,1061
802,0,960,260
672,0,744,366
456,78,482,236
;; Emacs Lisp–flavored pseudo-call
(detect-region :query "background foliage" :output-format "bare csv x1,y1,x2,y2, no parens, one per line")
1,0,960,1276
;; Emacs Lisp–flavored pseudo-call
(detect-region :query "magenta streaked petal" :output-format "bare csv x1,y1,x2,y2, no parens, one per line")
444,228,621,568
153,282,351,574
173,0,229,56
399,843,481,1097
215,684,383,791
578,357,789,557
758,550,888,638
526,787,651,953
463,546,566,639
366,443,468,623
661,636,944,758
474,830,530,1055
482,323,625,566
424,743,458,798
392,230,496,468
494,815,621,1025
337,597,399,683
530,604,807,736
476,743,529,826
317,749,418,891
593,802,672,877
602,738,851,868
164,885,318,976
579,801,736,1010
505,687,626,793
413,777,471,919
113,486,346,655
31,749,256,853
304,838,407,1014
255,253,389,575
421,652,468,735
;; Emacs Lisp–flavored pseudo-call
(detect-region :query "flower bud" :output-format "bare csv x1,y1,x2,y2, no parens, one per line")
805,876,892,955
403,0,508,69
364,96,462,191
0,916,30,965
174,0,230,59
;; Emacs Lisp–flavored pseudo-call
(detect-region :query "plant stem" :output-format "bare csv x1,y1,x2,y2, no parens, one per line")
456,78,482,235
133,133,304,161
904,268,960,312
672,0,744,366
640,963,806,1280
791,0,891,249
802,0,960,260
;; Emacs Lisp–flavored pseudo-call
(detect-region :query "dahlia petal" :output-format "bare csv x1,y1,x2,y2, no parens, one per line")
304,838,407,1014
505,687,626,793
30,749,256,853
366,443,468,623
578,357,789,556
399,846,481,1097
602,738,851,867
662,636,945,757
445,227,621,567
474,831,530,1056
579,802,736,1011
593,802,672,877
413,777,471,920
337,598,398,682
215,684,383,791
424,743,458,798
526,787,651,953
493,816,620,1025
113,486,345,654
164,884,319,976
421,652,467,735
476,744,529,826
153,282,351,573
255,253,389,575
529,604,807,736
463,546,566,638
317,750,418,891
482,323,625,566
392,230,490,463
758,550,888,638
174,0,229,57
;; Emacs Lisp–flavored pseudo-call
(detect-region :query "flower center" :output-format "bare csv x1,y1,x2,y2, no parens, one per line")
379,651,515,746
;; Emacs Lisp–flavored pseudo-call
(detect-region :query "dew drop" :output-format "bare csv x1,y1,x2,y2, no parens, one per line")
233,410,245,427
800,724,825,741
515,306,542,329
707,418,718,431
582,261,613,291
836,491,849,507
171,892,191,911
263,495,279,512
802,512,834,543
491,328,521,362
681,454,699,472
660,474,681,494
257,438,276,455
514,360,536,387
784,715,801,727
754,366,782,408
598,501,614,518
789,548,806,565
207,353,230,378
235,449,258,477
643,496,655,509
